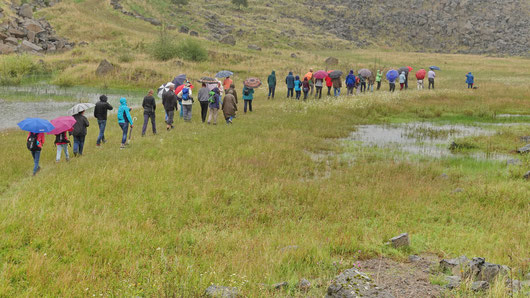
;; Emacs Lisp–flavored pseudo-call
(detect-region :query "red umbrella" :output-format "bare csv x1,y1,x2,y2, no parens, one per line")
175,84,194,94
408,66,413,72
415,69,426,80
47,116,76,135
244,77,262,88
313,70,328,79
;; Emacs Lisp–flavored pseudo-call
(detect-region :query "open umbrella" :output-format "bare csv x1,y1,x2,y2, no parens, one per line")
328,70,343,79
429,66,441,71
215,70,233,78
407,66,413,72
47,116,76,135
313,70,328,80
359,69,372,78
172,74,187,86
176,83,195,94
198,76,217,84
398,67,410,74
386,69,399,81
68,103,95,116
17,118,55,133
415,69,426,80
158,82,174,98
244,77,262,88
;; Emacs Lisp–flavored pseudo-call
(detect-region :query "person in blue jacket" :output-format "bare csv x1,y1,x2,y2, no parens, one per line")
345,70,356,95
294,75,302,100
117,97,134,149
466,72,474,88
285,71,295,98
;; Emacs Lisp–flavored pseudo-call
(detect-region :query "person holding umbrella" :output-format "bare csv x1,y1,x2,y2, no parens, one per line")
399,72,406,91
416,69,426,90
47,116,76,162
198,83,210,123
267,70,276,99
345,70,356,95
466,72,474,89
117,97,134,149
428,68,436,89
18,118,54,176
94,95,113,147
325,75,333,96
285,71,295,98
142,89,157,136
387,69,398,92
332,76,342,97
162,84,178,130
314,78,323,99
223,76,233,91
72,111,89,157
376,70,383,90
304,69,314,95
178,82,193,122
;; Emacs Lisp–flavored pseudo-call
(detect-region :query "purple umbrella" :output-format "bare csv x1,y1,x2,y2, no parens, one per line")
172,74,187,86
47,116,76,135
386,69,399,81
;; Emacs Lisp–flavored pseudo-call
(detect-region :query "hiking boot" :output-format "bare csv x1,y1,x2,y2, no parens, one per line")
120,144,126,149
96,144,101,147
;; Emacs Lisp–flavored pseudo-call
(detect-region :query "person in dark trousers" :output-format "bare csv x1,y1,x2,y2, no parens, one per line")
345,70,356,95
55,130,70,162
267,70,276,99
72,111,89,157
242,85,254,112
466,72,474,88
325,75,333,96
404,72,409,89
285,71,295,98
94,95,113,146
332,76,342,97
360,76,367,92
302,77,310,100
117,97,134,149
141,89,157,136
376,70,383,90
198,83,210,123
162,84,178,130
428,70,436,89
27,131,45,176
389,77,396,92
314,78,323,99
294,76,302,100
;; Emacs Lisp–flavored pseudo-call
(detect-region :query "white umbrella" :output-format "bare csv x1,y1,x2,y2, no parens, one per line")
68,103,95,115
157,82,175,98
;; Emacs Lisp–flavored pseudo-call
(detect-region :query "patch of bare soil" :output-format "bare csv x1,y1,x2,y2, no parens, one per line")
357,255,442,298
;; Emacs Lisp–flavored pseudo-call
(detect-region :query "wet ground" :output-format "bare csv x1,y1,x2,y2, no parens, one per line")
0,85,146,130
345,122,519,161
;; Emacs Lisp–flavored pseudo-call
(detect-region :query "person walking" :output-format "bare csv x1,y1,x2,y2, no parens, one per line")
117,97,134,149
198,83,210,123
325,75,333,96
208,87,220,125
360,75,367,93
417,78,424,90
242,85,254,112
294,76,302,100
376,70,383,90
228,84,238,105
305,69,314,95
178,82,193,122
466,72,474,89
285,71,295,98
389,77,396,92
27,131,45,176
404,72,409,89
314,78,323,99
302,77,310,100
223,76,233,91
162,84,178,130
141,89,157,136
72,111,89,157
332,76,342,97
428,69,436,89
223,89,238,124
368,76,375,92
94,95,113,146
345,70,356,95
399,72,406,90
55,130,70,162
267,71,276,99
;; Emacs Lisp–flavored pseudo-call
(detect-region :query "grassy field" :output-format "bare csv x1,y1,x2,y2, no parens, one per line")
0,0,529,297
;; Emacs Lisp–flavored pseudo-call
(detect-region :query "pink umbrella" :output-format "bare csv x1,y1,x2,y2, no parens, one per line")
313,70,328,80
47,116,76,135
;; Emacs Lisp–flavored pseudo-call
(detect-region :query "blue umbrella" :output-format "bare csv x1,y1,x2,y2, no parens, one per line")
386,69,399,81
17,118,55,133
429,66,441,71
172,74,187,86
215,70,233,78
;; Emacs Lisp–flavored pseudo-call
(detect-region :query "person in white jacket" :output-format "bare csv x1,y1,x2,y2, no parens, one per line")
178,82,194,122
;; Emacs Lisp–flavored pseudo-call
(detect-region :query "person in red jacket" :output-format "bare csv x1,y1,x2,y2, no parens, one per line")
325,76,333,96
27,132,45,176
55,129,71,162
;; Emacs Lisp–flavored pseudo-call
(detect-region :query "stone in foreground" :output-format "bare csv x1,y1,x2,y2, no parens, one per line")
205,285,239,298
471,281,489,291
390,233,409,248
326,268,394,298
517,144,530,154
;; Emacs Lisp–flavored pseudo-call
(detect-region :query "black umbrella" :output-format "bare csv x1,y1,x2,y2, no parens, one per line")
398,67,410,74
198,76,217,84
328,70,343,79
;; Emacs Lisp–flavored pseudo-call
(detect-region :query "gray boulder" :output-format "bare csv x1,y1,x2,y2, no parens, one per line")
326,268,394,298
219,35,236,46
440,256,470,275
290,53,297,58
23,20,45,34
8,27,26,38
190,31,199,37
517,144,530,154
272,281,288,290
4,37,19,46
95,59,115,76
19,4,33,19
247,44,261,51
390,233,409,248
0,43,16,54
445,276,461,289
298,279,311,291
524,171,530,180
21,40,43,52
205,285,239,298
325,57,339,65
179,26,189,34
471,281,489,291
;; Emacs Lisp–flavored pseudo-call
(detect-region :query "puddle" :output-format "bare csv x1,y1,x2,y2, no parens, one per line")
345,122,514,161
496,114,530,118
0,85,146,130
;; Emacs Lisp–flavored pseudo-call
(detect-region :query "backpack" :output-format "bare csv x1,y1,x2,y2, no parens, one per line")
346,76,355,86
182,88,189,100
208,91,216,104
27,133,40,151
55,132,68,144
243,87,250,96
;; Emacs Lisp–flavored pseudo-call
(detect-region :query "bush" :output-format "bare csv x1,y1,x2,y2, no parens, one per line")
0,55,47,85
176,39,208,62
151,30,179,61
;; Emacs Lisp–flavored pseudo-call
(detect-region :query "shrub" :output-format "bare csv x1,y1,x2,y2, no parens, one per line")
151,30,179,61
0,55,47,85
232,0,248,9
176,38,208,62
